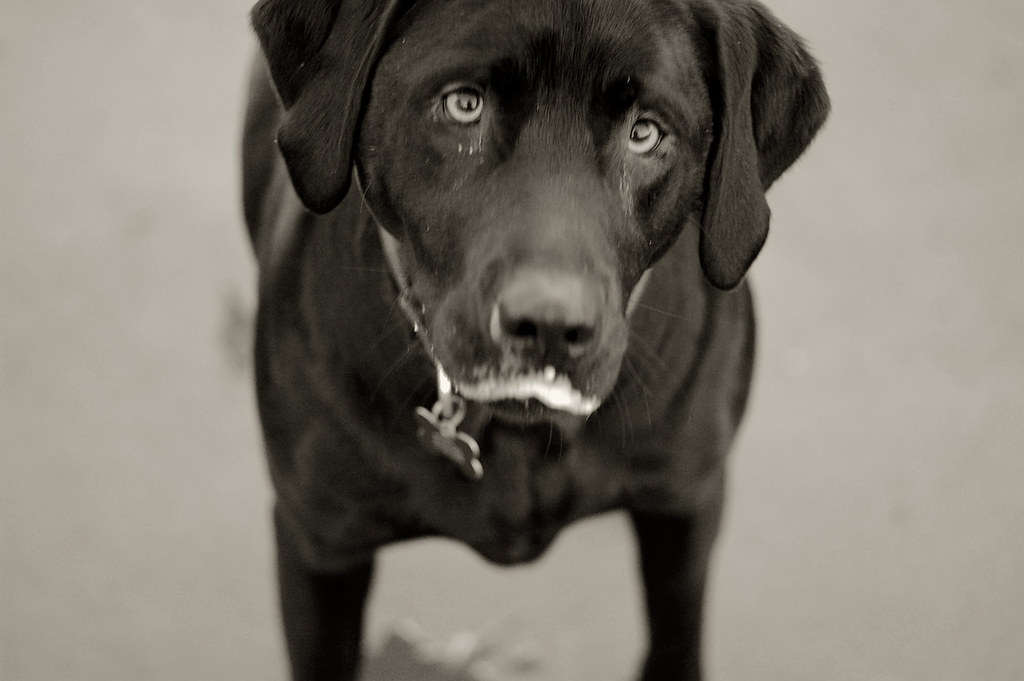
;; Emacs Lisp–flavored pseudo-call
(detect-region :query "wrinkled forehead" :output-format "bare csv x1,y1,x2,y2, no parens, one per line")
380,0,704,101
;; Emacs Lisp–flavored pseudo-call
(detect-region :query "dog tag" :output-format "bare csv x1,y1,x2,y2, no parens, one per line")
414,398,483,481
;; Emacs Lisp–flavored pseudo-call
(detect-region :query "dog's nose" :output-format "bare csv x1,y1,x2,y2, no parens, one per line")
490,270,601,360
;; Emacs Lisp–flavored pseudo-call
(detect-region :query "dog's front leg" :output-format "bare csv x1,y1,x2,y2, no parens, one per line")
274,510,374,681
630,506,723,681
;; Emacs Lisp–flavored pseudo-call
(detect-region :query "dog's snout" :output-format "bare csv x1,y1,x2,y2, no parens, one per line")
489,270,601,359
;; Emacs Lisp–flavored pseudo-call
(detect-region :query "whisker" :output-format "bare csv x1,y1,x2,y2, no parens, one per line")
635,302,695,324
622,356,653,435
546,422,557,460
398,374,437,415
605,391,630,451
367,333,419,405
627,330,669,374
382,354,436,420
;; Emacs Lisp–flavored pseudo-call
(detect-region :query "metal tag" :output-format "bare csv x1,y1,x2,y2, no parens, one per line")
414,394,483,480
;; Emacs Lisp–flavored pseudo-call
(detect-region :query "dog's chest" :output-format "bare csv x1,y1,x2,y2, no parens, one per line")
402,428,625,564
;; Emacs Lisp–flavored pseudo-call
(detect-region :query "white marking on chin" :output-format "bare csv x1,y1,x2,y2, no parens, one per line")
441,364,601,416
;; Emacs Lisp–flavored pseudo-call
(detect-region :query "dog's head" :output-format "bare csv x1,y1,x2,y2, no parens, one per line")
252,0,828,422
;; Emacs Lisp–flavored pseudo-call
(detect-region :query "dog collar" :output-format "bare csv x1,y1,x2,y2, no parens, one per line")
354,167,485,478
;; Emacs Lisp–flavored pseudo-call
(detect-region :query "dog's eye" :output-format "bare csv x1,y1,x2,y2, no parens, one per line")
441,86,484,124
627,119,663,155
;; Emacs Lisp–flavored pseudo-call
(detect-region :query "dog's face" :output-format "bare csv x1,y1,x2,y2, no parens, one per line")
251,0,829,423
357,0,712,420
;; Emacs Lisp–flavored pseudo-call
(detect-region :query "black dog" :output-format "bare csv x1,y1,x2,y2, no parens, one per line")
242,0,827,679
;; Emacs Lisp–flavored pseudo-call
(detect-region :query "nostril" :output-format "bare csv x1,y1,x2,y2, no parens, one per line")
491,303,544,344
497,308,597,354
490,270,602,354
564,325,594,346
511,319,539,339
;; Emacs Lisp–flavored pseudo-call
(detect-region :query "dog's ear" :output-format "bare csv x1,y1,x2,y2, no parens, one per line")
696,0,829,289
251,0,406,214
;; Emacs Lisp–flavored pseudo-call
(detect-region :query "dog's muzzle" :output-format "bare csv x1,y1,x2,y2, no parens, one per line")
368,191,648,479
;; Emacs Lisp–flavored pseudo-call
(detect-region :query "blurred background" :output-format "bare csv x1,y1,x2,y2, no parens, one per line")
2,0,1022,679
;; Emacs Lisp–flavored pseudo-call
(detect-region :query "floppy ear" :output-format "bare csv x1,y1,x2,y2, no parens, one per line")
697,0,829,289
251,0,407,214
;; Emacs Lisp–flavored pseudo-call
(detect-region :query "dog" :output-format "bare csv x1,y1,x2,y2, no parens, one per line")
241,0,828,679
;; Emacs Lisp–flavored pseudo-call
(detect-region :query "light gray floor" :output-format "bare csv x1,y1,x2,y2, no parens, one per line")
2,1,1022,680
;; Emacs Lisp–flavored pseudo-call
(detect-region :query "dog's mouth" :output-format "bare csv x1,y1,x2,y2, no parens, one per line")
441,365,601,417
